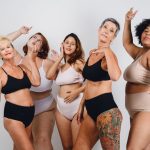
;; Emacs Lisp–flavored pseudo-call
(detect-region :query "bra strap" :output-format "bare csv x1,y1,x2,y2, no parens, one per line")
1,67,8,75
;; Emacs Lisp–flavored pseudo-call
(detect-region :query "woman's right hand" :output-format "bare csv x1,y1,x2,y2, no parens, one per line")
19,26,32,35
60,43,64,58
76,103,84,124
125,8,137,21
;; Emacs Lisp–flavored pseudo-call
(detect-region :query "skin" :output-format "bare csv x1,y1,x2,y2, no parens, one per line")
73,20,122,150
46,36,85,150
123,8,150,150
7,28,59,150
0,39,40,150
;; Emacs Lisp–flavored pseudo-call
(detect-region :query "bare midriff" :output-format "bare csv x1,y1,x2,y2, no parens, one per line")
85,80,112,100
59,83,82,98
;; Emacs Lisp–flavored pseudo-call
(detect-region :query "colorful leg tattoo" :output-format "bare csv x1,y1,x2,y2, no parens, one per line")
96,108,122,150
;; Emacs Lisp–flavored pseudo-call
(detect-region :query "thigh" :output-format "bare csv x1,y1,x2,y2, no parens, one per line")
32,110,55,139
55,109,73,148
71,114,81,145
4,118,34,150
127,112,150,149
97,108,122,150
73,114,99,150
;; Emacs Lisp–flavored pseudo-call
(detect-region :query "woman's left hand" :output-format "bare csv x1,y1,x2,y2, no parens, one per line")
64,90,79,103
50,49,59,62
27,45,38,61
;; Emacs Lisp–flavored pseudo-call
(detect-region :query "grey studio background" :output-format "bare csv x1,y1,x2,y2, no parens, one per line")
0,0,149,149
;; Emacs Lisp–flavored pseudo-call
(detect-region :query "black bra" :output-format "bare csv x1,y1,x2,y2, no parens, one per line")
1,66,31,94
82,57,110,82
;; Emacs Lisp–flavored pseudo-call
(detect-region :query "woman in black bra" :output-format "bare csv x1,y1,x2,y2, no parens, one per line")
73,18,122,150
0,37,40,150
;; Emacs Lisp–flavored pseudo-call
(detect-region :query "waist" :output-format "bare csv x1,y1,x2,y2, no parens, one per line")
59,83,82,98
30,90,52,100
126,82,150,94
85,80,112,99
5,92,34,107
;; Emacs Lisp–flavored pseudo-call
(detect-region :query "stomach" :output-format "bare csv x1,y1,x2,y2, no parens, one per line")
59,83,82,98
126,82,150,94
84,80,112,100
5,89,34,106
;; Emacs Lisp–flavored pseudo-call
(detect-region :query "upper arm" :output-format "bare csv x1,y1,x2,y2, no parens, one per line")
123,43,142,59
75,59,85,72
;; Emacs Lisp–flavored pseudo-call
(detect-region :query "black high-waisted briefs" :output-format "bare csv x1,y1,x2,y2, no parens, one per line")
85,93,118,122
4,101,35,128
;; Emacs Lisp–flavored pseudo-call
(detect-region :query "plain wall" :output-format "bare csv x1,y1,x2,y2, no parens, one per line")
0,0,149,149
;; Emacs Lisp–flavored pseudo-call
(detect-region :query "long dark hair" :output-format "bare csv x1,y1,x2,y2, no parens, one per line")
63,33,85,64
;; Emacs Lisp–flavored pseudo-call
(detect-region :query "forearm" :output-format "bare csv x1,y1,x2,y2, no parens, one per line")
75,84,86,95
105,49,121,81
123,20,133,47
29,61,41,86
46,56,63,79
7,30,22,41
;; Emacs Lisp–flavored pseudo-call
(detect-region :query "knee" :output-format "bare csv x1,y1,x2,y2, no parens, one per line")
33,135,51,145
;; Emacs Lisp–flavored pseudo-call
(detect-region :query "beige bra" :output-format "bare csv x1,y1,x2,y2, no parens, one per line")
124,55,150,85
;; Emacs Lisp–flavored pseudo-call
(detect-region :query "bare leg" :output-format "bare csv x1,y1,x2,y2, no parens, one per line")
73,114,99,150
71,114,81,145
4,118,34,150
32,110,55,150
127,112,150,150
55,109,72,150
97,108,122,150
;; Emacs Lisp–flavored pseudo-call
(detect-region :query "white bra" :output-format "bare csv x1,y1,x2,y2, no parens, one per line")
55,66,84,86
30,60,53,92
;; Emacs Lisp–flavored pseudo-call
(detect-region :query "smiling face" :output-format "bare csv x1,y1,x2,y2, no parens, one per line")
141,26,150,48
63,36,76,56
98,21,117,45
0,39,15,60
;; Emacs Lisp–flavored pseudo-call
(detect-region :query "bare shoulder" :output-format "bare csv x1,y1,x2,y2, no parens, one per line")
0,68,4,78
75,59,85,71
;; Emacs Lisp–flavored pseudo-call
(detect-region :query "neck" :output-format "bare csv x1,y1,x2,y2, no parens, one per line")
98,41,110,49
4,59,16,67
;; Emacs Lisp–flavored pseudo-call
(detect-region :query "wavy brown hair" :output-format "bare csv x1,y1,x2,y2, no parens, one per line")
63,33,85,64
23,32,50,59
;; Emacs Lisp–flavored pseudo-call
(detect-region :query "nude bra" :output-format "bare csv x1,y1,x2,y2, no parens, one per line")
124,55,150,85
55,66,84,86
1,66,31,94
30,60,53,92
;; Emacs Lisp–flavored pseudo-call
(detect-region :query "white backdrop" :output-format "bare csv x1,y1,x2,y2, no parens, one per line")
0,0,149,149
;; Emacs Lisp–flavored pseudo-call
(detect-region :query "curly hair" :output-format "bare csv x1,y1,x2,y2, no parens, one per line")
100,18,120,36
135,19,150,45
63,33,85,64
23,32,50,59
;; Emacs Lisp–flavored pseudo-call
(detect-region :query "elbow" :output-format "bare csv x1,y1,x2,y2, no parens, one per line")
110,71,121,81
32,78,41,87
46,74,54,80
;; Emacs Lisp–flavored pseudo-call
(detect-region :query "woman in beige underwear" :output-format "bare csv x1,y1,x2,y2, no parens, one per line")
123,8,150,150
7,27,59,150
47,33,85,150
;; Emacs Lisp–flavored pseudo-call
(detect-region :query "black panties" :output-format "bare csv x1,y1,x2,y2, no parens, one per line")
4,101,35,128
85,93,118,122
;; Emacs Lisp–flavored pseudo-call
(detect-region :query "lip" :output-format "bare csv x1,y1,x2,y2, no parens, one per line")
143,37,150,40
5,53,11,56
